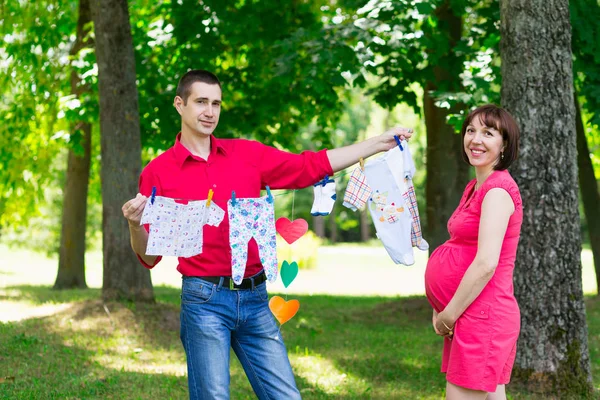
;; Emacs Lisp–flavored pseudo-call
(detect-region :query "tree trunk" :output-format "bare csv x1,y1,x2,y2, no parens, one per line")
91,0,154,302
312,215,325,238
500,0,592,394
328,207,337,244
575,94,600,296
360,209,370,242
423,1,470,253
54,0,92,290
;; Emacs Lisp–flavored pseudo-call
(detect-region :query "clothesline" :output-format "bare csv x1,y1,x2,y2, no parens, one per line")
270,168,352,198
148,166,356,204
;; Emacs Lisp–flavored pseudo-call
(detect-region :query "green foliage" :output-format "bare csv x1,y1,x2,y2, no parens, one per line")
0,0,101,232
130,0,361,154
571,0,600,177
336,0,501,129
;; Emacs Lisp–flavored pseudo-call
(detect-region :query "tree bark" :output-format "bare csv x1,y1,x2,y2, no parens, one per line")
328,207,337,243
500,0,592,394
575,94,600,296
423,1,470,253
54,0,92,290
312,215,325,238
360,209,370,242
91,0,154,302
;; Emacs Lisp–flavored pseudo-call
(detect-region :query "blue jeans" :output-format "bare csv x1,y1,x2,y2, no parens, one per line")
179,274,301,400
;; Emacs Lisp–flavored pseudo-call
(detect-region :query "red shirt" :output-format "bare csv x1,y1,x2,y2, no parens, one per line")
137,133,333,277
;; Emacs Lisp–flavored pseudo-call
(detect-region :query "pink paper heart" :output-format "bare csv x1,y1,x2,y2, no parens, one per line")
275,217,308,245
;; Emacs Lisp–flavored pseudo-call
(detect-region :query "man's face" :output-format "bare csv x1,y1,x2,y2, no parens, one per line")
174,82,222,137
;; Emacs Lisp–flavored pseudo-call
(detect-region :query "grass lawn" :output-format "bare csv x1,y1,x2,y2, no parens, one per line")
1,246,599,399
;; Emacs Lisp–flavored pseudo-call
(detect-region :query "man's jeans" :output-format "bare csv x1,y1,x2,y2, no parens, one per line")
180,274,301,400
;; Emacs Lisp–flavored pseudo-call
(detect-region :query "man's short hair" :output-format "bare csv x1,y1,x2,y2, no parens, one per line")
176,70,221,105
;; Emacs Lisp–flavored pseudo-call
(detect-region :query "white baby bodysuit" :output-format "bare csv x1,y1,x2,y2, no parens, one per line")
140,196,225,258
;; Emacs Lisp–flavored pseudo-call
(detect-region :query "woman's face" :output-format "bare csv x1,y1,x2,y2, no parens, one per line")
463,115,505,170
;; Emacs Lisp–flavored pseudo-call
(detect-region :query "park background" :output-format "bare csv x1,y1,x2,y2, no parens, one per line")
1,0,600,399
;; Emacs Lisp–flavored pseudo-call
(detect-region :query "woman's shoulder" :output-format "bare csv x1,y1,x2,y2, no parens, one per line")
480,170,522,208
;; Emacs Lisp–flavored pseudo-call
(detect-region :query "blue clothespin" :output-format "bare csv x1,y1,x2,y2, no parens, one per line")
150,186,156,204
394,135,404,151
265,186,273,203
231,191,237,206
322,175,329,187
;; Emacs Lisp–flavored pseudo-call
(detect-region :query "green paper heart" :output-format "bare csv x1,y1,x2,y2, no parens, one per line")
280,260,299,288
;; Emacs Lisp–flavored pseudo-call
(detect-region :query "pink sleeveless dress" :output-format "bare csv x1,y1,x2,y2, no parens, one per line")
424,169,523,392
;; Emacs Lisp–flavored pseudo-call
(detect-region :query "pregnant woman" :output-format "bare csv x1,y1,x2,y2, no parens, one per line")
425,104,522,400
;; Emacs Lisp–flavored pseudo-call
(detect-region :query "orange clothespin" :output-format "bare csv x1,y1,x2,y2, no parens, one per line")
359,157,365,171
207,189,214,207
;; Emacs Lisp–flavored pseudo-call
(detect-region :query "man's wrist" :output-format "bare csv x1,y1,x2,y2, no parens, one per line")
128,221,144,231
366,135,385,155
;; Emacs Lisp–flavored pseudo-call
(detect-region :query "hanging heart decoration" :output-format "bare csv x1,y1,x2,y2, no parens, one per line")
269,296,300,325
275,217,308,245
280,260,299,288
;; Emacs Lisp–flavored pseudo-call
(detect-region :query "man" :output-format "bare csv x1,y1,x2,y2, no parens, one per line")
122,69,412,399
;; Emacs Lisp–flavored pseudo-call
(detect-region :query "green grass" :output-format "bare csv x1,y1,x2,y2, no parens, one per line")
0,245,599,399
1,285,599,399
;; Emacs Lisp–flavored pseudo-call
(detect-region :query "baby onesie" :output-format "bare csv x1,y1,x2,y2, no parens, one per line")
396,144,428,250
342,140,428,263
364,150,415,265
227,195,278,284
141,196,225,257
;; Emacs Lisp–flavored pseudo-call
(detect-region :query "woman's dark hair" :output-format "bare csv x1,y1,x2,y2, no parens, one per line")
460,104,520,170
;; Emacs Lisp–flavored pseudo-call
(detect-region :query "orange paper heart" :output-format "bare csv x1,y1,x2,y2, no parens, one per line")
268,296,300,325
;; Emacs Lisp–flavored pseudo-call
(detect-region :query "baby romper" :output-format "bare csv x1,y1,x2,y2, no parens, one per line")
141,196,225,257
343,141,427,264
363,147,415,265
396,144,428,250
227,195,278,284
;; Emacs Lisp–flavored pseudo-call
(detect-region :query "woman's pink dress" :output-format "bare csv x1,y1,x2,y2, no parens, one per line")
425,169,523,392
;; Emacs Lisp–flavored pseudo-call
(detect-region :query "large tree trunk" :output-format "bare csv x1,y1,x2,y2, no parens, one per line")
54,0,93,290
91,0,154,302
423,1,470,253
500,0,592,395
575,94,600,296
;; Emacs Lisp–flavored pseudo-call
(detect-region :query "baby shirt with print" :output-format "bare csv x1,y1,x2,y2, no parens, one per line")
141,195,225,258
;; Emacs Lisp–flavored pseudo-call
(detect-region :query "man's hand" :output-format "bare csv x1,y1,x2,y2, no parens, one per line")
378,127,413,152
122,193,148,226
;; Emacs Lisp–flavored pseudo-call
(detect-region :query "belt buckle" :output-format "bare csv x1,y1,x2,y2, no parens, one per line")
229,279,239,291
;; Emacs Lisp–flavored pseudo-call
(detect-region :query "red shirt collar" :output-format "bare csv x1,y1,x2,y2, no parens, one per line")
173,133,228,168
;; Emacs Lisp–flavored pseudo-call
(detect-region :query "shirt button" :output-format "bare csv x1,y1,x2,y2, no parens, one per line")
213,184,217,188
480,311,485,315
